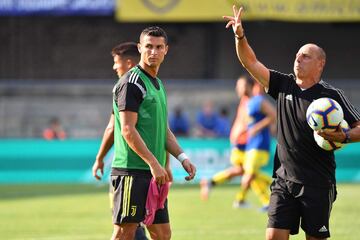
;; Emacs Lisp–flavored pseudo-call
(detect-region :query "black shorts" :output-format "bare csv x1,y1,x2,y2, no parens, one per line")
111,169,169,225
267,177,337,238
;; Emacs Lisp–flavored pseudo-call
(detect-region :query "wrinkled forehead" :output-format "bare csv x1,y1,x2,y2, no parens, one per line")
298,45,314,54
297,44,320,56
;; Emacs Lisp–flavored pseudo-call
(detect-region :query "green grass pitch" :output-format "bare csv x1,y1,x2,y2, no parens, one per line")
1,184,360,240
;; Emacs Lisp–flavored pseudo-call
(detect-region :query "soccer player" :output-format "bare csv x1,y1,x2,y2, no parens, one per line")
104,26,196,240
42,117,67,140
92,42,148,240
224,5,360,240
195,101,219,137
233,79,275,211
200,75,251,203
92,42,139,182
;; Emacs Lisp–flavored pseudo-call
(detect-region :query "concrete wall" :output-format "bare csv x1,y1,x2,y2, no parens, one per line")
0,79,359,138
0,80,239,138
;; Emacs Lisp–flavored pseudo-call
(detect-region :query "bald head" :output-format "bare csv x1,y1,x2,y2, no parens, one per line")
301,43,326,62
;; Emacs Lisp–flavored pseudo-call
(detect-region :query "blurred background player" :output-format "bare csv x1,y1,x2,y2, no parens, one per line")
92,42,139,180
200,75,251,202
195,100,219,137
42,117,67,140
214,106,231,138
233,79,276,211
169,106,190,136
91,42,147,240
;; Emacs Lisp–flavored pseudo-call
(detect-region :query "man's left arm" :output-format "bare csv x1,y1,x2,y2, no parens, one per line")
319,91,360,143
347,122,360,142
318,121,360,143
166,127,196,181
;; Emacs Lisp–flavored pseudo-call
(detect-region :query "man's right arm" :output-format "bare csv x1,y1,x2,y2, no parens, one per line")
115,73,168,184
235,37,270,89
92,114,115,180
224,5,270,89
97,114,115,160
120,111,168,184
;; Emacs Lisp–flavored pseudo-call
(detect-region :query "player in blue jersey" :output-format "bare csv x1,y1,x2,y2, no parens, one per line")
233,79,276,210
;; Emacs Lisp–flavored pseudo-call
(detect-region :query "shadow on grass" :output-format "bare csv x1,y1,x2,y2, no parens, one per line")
0,184,108,200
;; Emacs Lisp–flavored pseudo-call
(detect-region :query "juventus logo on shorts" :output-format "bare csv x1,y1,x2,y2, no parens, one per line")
131,206,137,217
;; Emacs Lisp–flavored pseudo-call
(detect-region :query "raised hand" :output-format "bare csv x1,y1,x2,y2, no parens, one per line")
223,5,245,38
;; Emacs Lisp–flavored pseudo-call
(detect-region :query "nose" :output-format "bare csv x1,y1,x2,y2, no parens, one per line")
150,48,157,55
296,55,303,63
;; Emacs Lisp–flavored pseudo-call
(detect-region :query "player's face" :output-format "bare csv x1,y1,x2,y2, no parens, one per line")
236,78,247,98
113,55,134,77
138,35,168,68
293,44,323,79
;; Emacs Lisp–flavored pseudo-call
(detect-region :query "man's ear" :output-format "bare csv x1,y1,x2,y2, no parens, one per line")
164,45,169,55
137,43,141,53
317,57,325,71
126,59,134,69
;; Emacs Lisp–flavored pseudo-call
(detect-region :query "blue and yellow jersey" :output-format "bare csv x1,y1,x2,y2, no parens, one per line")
246,95,270,151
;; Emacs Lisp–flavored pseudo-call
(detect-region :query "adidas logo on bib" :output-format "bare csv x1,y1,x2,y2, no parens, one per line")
285,94,293,101
318,226,328,232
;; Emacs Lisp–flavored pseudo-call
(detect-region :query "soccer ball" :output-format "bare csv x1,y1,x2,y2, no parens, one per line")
313,120,350,151
306,98,344,131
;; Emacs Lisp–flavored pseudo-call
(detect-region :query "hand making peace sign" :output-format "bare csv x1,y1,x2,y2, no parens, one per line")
223,5,245,39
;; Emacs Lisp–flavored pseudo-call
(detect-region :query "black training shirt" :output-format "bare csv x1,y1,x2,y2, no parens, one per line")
268,70,360,187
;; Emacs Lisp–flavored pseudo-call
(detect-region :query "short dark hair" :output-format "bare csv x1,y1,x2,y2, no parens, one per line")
140,26,168,44
111,42,139,58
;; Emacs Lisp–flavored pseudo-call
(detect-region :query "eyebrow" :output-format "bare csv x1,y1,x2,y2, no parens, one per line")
145,43,164,47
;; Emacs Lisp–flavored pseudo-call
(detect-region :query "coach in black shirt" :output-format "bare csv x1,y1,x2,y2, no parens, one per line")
224,5,360,240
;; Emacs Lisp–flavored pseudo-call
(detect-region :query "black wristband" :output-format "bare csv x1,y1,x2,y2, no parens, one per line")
342,130,351,143
235,33,245,40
